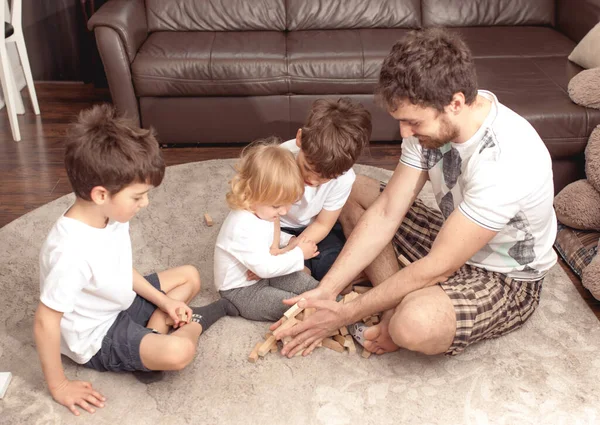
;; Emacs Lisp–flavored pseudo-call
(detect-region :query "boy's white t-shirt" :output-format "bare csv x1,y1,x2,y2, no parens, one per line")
400,90,557,280
214,209,304,291
39,214,136,364
278,139,356,228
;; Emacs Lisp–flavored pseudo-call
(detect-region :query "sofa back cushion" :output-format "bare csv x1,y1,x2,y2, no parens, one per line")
422,0,555,27
146,0,286,31
286,0,421,30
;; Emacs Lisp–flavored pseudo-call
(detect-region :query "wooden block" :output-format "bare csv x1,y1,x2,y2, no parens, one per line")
343,291,360,304
166,309,189,326
303,308,316,318
322,337,345,353
204,213,214,226
370,315,380,325
258,335,277,356
270,343,279,353
295,311,305,321
283,299,305,320
264,332,274,340
353,285,372,294
344,335,357,353
339,326,349,336
361,348,372,358
277,316,299,333
248,342,262,363
398,254,411,268
333,334,347,347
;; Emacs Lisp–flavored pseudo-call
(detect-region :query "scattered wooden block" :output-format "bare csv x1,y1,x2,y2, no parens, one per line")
322,337,345,353
283,299,305,320
165,308,189,326
333,334,347,347
398,254,411,268
248,342,262,363
339,326,349,336
204,213,214,227
258,335,277,357
361,348,372,358
343,291,360,304
353,285,372,294
344,335,356,353
303,308,316,318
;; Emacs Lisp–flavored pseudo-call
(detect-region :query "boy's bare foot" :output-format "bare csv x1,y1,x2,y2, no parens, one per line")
363,310,400,355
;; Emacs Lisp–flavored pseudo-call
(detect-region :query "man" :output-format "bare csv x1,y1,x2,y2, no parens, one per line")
273,28,557,358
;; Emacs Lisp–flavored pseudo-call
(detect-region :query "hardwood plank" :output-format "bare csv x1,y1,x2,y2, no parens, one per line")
1,82,598,322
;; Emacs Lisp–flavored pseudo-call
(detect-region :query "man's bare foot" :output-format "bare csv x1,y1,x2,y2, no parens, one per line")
363,309,400,355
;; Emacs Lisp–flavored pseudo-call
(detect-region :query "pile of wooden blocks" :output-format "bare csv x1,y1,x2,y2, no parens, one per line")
248,284,381,362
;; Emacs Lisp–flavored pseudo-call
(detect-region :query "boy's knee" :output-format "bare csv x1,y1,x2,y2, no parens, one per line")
183,265,201,295
164,338,196,370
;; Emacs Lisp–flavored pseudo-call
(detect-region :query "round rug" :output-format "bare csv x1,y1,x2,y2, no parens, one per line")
1,160,599,424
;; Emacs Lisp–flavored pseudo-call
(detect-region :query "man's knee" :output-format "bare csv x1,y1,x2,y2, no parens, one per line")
389,293,455,355
163,338,196,370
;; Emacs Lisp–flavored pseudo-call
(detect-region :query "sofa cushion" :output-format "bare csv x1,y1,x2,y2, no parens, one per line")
453,27,575,58
286,0,420,30
132,32,288,96
146,0,285,31
475,57,600,153
287,29,410,94
422,0,555,27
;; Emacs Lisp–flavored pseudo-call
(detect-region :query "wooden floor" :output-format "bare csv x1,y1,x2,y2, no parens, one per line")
2,83,599,320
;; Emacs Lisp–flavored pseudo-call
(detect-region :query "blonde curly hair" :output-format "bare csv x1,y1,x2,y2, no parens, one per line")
226,137,304,211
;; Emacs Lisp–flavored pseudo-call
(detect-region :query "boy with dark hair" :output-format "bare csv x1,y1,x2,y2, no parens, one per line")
34,104,237,416
276,97,372,280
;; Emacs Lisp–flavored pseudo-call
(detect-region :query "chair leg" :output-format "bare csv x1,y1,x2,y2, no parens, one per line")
5,52,25,115
14,34,39,115
0,45,21,141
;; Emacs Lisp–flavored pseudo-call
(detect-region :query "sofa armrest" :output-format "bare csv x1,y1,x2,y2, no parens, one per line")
88,0,148,63
556,0,600,43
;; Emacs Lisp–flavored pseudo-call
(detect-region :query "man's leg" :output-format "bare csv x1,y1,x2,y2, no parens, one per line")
339,175,404,352
146,265,201,334
365,285,456,355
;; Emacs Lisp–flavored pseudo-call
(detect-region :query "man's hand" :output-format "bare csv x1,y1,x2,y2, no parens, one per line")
50,378,105,416
274,298,348,357
161,298,192,328
271,287,341,358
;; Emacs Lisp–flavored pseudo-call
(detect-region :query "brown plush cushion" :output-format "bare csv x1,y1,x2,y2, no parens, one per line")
568,22,600,69
554,223,600,278
568,69,600,109
586,125,600,192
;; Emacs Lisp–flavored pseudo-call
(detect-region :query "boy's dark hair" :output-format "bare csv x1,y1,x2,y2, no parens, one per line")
375,28,478,113
64,104,165,200
301,97,372,179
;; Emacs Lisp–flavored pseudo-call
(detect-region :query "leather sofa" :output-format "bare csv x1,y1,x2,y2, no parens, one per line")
88,0,600,193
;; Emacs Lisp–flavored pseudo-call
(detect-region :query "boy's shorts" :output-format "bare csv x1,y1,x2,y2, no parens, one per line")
83,273,163,372
380,182,544,356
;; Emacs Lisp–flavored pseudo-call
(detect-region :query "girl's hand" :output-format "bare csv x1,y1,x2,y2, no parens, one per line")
297,236,319,260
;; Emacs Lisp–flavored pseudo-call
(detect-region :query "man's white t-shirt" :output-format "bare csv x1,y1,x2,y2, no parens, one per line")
400,90,557,280
39,215,136,364
279,139,356,228
214,209,305,291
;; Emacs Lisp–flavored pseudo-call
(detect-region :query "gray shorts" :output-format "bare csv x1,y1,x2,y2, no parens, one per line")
220,271,318,322
83,273,162,372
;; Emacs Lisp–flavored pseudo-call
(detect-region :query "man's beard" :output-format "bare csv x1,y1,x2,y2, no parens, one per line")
417,116,460,150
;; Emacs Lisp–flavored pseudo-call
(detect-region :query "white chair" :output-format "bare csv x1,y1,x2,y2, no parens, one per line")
0,0,39,141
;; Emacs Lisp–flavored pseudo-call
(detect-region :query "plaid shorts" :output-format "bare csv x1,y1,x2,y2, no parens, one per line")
381,182,544,356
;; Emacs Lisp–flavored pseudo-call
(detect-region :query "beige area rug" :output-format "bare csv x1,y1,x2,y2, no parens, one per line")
1,159,599,425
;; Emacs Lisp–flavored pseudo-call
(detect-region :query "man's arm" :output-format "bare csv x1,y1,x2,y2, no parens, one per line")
34,303,105,415
345,208,499,322
319,162,429,297
297,208,342,245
